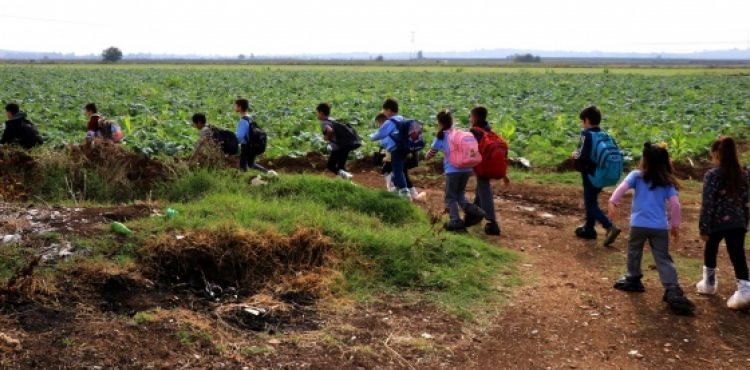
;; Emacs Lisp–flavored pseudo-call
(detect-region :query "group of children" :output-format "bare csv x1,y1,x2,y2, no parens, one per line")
4,98,749,314
572,106,750,314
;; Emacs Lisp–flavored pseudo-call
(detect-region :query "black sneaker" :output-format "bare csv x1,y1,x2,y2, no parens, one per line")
444,220,467,233
613,275,646,292
575,225,597,240
463,205,486,227
663,286,696,315
603,226,621,247
484,221,501,236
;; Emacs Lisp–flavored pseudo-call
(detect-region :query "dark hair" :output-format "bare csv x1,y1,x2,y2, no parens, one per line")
471,106,488,123
436,109,454,140
711,137,745,198
5,103,19,115
316,102,331,116
235,99,250,111
374,113,387,123
640,142,680,190
192,112,207,125
382,98,399,113
579,106,602,126
84,103,98,113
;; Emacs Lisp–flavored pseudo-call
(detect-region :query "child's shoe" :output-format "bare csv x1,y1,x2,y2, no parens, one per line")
463,204,486,227
444,220,467,233
613,275,645,292
384,173,396,192
575,225,597,240
337,170,353,180
484,221,501,236
663,286,695,315
727,280,750,310
409,187,427,202
267,170,279,177
603,226,621,247
695,266,718,295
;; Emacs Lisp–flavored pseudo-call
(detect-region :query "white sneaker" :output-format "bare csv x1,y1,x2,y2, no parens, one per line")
398,188,412,200
727,280,750,310
696,266,718,295
266,170,279,177
337,170,353,180
384,173,396,192
409,187,427,202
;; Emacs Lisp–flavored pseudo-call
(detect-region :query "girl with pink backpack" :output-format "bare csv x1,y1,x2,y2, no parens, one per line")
425,109,485,232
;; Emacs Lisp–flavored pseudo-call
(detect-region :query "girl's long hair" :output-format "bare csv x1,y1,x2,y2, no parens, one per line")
712,137,745,198
436,109,453,140
640,142,681,190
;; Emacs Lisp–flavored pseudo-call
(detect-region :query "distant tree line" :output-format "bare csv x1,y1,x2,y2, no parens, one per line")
510,53,541,63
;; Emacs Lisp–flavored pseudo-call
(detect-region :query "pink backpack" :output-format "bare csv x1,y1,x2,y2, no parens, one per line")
447,129,482,168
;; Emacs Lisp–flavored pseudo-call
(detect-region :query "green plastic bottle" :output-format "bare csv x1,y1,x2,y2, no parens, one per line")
166,208,177,219
111,222,133,236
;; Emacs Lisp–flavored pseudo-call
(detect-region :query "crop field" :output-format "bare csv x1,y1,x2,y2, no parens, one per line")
1,64,749,165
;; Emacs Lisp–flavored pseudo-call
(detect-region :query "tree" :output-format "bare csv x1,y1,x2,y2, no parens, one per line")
102,47,123,63
238,54,246,60
511,53,541,63
375,55,384,62
416,50,424,60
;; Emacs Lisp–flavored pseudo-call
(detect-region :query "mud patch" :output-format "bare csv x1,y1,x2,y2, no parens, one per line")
140,228,332,300
218,294,321,333
0,296,73,333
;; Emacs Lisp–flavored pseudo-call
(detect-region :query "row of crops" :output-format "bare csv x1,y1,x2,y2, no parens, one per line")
1,65,748,166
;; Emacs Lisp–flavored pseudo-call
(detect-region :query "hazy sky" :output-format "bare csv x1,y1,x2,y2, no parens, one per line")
1,0,749,56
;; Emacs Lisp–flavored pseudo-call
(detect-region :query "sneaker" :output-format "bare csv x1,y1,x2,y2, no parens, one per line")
398,188,412,199
575,225,597,240
613,275,645,292
695,266,718,295
266,170,279,177
463,204,487,227
384,173,396,192
337,170,353,180
663,286,696,315
444,220,467,233
603,226,621,247
727,280,750,310
484,221,501,236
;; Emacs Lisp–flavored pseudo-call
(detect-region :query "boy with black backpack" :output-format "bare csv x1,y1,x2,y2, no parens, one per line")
572,106,622,246
190,112,239,161
469,106,509,236
316,103,359,180
1,103,43,150
235,99,277,176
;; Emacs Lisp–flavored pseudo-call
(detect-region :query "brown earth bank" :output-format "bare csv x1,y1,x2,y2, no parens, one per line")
1,150,749,368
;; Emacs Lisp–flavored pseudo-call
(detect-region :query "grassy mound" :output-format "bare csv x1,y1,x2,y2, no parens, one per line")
137,173,517,317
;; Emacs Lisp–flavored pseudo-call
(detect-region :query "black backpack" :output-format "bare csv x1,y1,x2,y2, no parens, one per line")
242,117,267,155
329,120,362,150
209,126,239,155
19,120,43,149
388,119,425,152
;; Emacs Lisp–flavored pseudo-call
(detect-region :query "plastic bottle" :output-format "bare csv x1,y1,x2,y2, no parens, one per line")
111,222,133,236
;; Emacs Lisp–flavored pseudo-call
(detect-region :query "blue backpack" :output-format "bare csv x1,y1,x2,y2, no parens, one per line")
587,131,623,188
388,119,425,152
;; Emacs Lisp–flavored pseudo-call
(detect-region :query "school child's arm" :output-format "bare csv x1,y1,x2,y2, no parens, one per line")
698,172,716,239
369,120,393,141
424,148,438,161
668,195,681,241
607,180,631,221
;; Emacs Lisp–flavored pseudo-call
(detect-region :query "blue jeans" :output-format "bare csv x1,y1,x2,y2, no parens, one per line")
390,149,407,190
583,174,612,230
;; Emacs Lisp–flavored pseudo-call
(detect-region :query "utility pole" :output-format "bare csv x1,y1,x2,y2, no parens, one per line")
411,31,416,60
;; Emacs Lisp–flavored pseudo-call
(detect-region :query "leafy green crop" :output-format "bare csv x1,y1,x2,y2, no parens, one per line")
1,65,748,165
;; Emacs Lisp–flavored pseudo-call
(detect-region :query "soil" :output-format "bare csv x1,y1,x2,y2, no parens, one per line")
3,159,750,368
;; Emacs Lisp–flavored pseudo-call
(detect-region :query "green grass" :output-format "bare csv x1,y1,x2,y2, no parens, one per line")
507,168,583,186
134,172,518,317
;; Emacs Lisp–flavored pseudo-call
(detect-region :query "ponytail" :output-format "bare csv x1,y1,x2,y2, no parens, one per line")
712,137,745,198
436,109,453,140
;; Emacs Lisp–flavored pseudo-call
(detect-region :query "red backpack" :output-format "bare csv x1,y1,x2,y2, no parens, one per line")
471,127,508,179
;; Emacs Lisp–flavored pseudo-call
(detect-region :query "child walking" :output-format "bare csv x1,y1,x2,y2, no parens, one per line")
425,109,485,232
374,113,424,199
695,137,750,310
608,142,695,315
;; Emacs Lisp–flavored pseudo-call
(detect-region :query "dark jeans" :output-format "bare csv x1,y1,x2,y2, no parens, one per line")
626,227,679,288
327,148,351,174
390,149,408,190
474,176,497,222
239,144,269,172
582,174,612,230
445,172,472,222
705,228,749,280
